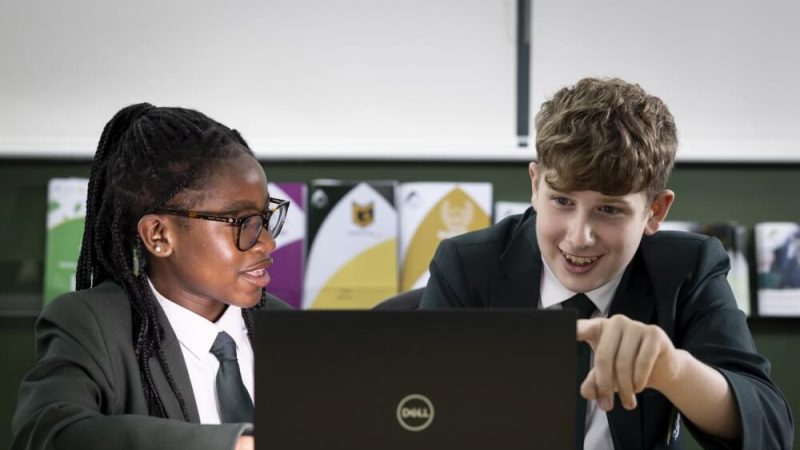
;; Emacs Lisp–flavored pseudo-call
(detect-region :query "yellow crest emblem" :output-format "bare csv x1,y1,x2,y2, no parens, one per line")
437,200,474,239
352,201,374,227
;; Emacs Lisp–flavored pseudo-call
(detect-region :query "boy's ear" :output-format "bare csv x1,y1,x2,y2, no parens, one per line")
528,162,540,203
644,190,675,236
137,214,174,257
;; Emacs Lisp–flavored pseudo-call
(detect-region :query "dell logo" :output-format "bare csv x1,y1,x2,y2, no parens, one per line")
396,394,435,432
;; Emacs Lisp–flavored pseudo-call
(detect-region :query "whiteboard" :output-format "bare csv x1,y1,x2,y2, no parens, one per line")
531,0,800,163
0,0,798,161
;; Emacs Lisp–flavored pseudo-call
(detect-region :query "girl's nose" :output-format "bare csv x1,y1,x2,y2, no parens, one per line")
252,229,277,254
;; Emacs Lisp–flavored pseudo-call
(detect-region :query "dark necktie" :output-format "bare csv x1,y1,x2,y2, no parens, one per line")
210,331,254,423
561,293,597,450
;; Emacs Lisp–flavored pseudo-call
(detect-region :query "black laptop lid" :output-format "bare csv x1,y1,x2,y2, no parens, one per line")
254,310,576,450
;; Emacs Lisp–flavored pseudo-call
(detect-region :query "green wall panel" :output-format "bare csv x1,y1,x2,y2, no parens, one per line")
1,159,798,448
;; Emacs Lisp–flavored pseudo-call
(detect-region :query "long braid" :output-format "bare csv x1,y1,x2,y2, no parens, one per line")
77,105,151,289
242,308,257,350
242,287,270,350
77,103,255,421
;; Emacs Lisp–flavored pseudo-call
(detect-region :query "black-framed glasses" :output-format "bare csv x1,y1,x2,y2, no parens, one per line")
155,198,290,251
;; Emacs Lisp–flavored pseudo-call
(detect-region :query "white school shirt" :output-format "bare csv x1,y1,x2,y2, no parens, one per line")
539,259,622,450
150,281,255,424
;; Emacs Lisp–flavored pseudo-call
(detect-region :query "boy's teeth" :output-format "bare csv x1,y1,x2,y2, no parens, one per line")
247,269,264,276
565,254,598,265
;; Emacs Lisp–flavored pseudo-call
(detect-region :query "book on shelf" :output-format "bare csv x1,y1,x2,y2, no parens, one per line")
661,221,751,316
755,222,800,317
43,178,88,305
398,182,492,291
264,182,306,309
493,201,530,224
303,180,398,309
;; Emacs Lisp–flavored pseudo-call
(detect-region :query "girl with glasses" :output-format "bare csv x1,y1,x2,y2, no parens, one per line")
12,104,290,450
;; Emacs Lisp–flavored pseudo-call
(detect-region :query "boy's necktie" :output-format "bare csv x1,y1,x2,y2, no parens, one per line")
210,331,254,423
561,293,597,450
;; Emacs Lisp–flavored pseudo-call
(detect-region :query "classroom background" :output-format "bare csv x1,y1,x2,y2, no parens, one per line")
2,1,799,448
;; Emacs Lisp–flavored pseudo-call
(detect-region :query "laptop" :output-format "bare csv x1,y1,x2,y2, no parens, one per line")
254,310,576,450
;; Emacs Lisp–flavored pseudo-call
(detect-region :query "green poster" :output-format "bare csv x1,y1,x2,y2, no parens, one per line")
43,178,88,305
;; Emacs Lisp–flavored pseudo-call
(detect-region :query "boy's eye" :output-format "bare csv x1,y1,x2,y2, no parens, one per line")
554,197,571,206
599,205,619,215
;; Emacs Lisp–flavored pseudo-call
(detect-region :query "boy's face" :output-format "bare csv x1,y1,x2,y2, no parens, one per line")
529,163,673,293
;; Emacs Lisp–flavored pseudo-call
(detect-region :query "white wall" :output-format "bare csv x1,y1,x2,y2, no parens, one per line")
0,0,798,161
532,0,800,162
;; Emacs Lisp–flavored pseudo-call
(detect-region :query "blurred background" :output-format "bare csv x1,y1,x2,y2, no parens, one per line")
2,1,798,448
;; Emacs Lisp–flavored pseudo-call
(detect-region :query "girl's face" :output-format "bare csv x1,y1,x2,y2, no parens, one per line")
146,153,275,321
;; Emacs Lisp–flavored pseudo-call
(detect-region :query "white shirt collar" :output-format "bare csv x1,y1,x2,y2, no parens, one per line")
539,257,622,316
148,279,248,360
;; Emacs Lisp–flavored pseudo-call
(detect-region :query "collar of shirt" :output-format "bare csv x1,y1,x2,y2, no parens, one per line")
539,257,622,317
148,279,248,361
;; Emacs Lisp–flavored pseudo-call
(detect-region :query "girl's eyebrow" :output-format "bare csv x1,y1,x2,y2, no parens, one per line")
215,200,262,214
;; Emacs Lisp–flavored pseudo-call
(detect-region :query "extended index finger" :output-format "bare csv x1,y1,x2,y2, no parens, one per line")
576,318,603,348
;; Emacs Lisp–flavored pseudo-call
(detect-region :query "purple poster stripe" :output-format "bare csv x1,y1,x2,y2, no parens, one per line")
266,239,304,309
275,182,305,208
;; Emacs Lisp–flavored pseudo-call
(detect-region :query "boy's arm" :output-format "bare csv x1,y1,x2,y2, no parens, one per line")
577,237,793,448
577,316,739,438
419,238,473,308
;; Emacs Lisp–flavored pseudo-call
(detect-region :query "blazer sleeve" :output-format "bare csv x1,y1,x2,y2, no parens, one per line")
11,295,249,450
419,238,476,308
262,292,294,310
677,238,794,449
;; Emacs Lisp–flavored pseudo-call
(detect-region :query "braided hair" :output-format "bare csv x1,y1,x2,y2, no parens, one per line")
76,103,263,420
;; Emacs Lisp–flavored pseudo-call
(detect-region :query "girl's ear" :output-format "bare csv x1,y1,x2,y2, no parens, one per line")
137,214,174,257
644,190,675,236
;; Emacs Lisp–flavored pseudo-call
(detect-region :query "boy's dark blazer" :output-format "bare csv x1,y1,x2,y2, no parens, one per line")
12,281,291,450
420,208,793,450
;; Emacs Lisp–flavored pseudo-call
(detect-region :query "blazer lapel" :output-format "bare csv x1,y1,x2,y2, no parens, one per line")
488,211,667,447
148,303,202,423
608,253,655,322
606,252,656,449
490,208,540,308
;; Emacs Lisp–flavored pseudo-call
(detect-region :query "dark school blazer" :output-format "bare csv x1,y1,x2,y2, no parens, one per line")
420,208,793,450
11,281,291,450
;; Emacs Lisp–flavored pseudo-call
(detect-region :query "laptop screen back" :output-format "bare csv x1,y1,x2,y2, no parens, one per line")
254,310,576,450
